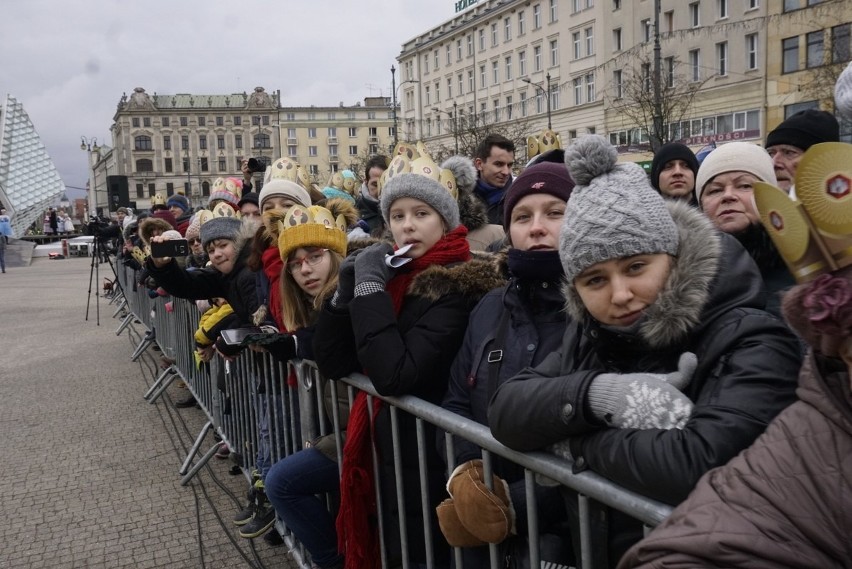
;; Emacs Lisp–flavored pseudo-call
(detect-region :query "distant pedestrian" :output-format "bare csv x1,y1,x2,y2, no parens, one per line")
49,209,58,235
0,208,12,242
0,228,6,272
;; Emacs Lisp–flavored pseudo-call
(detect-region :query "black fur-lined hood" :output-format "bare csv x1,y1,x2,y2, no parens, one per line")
408,255,504,303
561,200,764,349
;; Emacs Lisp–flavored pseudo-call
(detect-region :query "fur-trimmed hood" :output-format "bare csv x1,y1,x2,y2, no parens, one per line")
138,217,174,246
561,200,759,349
457,190,491,232
407,255,504,303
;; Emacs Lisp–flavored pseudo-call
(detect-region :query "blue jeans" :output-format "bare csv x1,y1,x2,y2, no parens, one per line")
265,447,342,568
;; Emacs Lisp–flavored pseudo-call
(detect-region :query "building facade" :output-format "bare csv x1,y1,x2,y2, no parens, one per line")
104,87,394,212
397,0,850,164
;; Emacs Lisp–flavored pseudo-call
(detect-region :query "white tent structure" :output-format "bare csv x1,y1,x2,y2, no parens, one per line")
0,94,65,237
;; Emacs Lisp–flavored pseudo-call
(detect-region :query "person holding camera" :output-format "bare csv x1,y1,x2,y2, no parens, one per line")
240,157,265,194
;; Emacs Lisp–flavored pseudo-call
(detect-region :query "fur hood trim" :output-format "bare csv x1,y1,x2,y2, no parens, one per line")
232,219,259,257
458,190,491,232
562,200,721,348
139,218,174,246
408,255,505,303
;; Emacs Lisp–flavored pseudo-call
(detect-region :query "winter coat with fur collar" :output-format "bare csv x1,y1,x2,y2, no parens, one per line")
489,201,802,505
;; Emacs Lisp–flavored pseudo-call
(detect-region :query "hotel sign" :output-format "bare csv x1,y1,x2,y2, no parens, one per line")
455,0,478,13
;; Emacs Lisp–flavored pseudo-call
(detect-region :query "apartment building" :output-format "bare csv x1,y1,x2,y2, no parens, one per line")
398,0,850,164
105,87,394,212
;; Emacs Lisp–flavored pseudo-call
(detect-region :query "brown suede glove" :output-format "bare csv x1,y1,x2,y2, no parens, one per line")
445,459,516,544
436,498,488,547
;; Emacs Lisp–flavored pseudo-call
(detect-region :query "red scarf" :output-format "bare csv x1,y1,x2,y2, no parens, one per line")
336,225,470,568
261,246,284,331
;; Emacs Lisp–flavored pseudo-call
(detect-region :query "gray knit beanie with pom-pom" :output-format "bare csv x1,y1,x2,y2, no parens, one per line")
560,135,679,282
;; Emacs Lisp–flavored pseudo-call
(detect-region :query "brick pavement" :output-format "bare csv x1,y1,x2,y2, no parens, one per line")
0,257,297,569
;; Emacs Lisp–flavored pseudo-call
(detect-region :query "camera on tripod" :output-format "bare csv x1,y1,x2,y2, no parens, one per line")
246,157,266,173
85,216,110,237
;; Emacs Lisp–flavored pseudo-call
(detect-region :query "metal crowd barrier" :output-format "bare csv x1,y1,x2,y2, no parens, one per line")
111,259,673,569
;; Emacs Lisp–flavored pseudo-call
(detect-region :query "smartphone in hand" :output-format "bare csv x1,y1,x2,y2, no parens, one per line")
150,239,189,258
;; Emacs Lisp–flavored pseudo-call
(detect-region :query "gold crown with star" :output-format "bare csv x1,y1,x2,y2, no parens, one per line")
753,142,852,283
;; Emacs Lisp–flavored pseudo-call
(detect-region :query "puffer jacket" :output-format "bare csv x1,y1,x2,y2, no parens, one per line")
314,254,503,566
619,352,852,569
488,201,802,566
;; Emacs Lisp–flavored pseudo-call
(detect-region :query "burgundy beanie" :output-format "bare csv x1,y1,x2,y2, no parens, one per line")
503,162,575,228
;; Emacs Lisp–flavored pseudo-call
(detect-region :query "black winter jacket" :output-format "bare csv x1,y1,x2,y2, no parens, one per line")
490,201,801,505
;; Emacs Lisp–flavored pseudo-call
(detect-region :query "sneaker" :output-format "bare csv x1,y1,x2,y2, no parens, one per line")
263,528,284,547
175,395,197,408
232,486,257,527
215,442,231,460
239,503,275,539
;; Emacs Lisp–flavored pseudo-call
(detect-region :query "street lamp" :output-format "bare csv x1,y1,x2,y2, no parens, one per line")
432,102,459,154
80,136,100,219
522,72,552,130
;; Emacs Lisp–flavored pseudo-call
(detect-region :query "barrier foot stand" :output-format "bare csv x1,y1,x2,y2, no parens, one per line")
180,422,216,485
145,367,179,403
115,312,135,336
112,297,128,318
130,336,154,361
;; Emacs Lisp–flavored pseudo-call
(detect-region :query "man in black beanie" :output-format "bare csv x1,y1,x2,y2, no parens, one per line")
765,109,839,195
649,142,699,203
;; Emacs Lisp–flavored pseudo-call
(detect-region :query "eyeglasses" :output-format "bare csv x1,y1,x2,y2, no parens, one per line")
188,238,201,245
287,249,329,273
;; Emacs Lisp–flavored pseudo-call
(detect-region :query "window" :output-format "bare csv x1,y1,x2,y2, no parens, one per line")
479,29,486,51
457,39,462,61
506,96,513,120
785,100,819,118
182,158,190,172
521,92,528,116
613,0,621,9
198,117,206,127
807,31,824,68
308,146,318,157
367,111,376,119
163,136,171,150
533,4,541,28
164,158,173,173
200,157,209,172
665,56,675,87
642,62,651,91
492,61,499,84
285,113,295,121
180,116,188,127
536,90,544,114
309,165,319,175
235,135,242,149
519,51,527,76
717,41,728,75
143,117,152,128
747,0,758,9
436,81,441,102
689,49,701,81
217,135,225,150
573,31,582,59
505,56,513,80
458,73,464,95
434,49,439,68
717,0,727,19
468,70,475,92
746,33,759,70
553,80,562,109
550,39,559,66
328,127,337,137
480,65,486,88
446,44,451,65
216,116,224,126
252,115,261,126
518,11,526,35
505,17,512,41
665,10,674,33
447,78,453,98
585,27,594,56
493,99,500,122
254,134,270,148
492,23,498,46
425,86,431,105
329,145,338,157
641,19,651,42
135,183,144,199
783,0,798,10
689,3,700,28
162,117,170,127
783,36,799,73
348,145,357,156
613,28,622,52
308,127,317,138
199,136,207,150
468,34,474,56
132,117,139,127
424,54,430,74
573,77,583,105
534,45,542,71
613,69,623,98
218,158,226,171
288,146,298,157
181,135,189,150
833,24,851,63
234,116,242,126
573,0,581,12
550,0,558,22
288,128,297,139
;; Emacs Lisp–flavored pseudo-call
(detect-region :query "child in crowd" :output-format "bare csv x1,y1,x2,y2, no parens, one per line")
488,135,802,567
313,156,502,568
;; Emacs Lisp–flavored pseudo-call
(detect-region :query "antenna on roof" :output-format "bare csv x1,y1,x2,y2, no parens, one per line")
365,83,381,97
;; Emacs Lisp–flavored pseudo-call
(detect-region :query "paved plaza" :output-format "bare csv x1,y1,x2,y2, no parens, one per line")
0,256,296,568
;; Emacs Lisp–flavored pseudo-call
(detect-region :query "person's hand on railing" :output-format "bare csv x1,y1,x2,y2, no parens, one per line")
586,352,697,430
196,345,214,362
436,459,516,547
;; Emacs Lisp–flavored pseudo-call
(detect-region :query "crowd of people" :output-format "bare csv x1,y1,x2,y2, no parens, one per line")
106,65,852,569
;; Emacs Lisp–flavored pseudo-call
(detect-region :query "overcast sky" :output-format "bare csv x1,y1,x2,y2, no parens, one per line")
0,0,455,199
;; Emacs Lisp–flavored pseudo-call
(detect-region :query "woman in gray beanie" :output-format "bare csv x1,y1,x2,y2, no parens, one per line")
488,135,802,567
313,164,502,568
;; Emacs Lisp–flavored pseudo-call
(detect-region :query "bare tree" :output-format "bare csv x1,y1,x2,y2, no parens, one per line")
606,53,710,152
426,107,536,164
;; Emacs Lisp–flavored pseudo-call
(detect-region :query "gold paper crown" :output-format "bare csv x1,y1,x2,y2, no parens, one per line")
377,141,458,199
266,156,326,203
754,142,852,283
151,192,167,206
526,129,563,161
275,204,348,261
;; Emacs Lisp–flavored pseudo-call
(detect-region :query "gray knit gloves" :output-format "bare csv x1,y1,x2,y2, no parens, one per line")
354,242,394,297
587,352,697,430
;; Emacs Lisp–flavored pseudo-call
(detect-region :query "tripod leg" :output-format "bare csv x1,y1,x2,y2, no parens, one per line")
85,238,97,322
95,240,100,326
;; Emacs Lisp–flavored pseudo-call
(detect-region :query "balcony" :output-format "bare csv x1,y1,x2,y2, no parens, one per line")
328,136,338,144
368,136,379,144
287,138,297,145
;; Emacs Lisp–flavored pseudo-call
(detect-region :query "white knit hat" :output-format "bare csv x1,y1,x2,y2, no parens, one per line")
694,142,777,203
258,179,311,211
